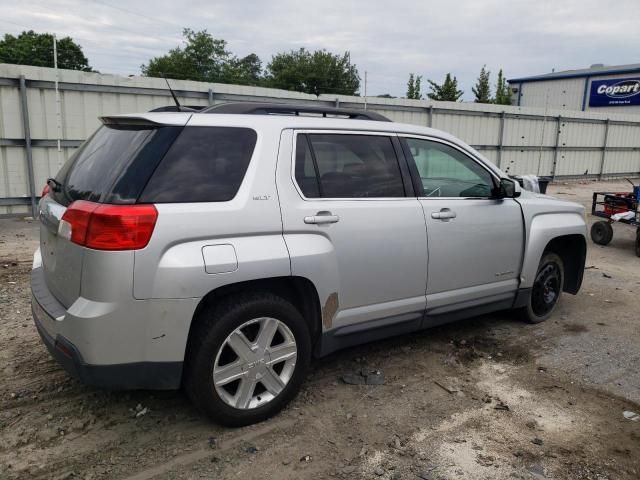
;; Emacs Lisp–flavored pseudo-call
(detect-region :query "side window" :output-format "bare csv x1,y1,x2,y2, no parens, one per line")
404,138,495,198
140,127,257,203
294,133,405,198
294,135,321,198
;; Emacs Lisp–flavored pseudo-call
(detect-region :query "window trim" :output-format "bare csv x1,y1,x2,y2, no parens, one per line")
399,134,501,201
291,129,415,201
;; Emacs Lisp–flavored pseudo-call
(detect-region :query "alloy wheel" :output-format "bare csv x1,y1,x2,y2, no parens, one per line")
213,317,297,410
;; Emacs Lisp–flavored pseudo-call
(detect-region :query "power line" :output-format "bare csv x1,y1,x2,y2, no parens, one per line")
90,0,184,29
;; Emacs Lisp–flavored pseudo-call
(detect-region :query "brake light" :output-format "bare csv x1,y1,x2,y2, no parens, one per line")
60,201,158,251
41,184,50,197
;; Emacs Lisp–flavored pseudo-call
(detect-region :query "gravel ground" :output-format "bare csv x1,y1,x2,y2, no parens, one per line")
1,179,639,480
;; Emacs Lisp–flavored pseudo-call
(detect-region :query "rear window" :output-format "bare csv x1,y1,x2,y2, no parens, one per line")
139,127,257,203
53,125,182,206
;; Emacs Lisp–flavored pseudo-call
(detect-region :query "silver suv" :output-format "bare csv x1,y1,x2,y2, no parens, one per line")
32,103,587,426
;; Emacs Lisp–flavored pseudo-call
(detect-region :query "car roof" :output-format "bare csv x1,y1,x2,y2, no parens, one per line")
101,111,459,142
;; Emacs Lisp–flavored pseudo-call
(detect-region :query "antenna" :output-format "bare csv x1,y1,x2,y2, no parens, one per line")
163,76,181,109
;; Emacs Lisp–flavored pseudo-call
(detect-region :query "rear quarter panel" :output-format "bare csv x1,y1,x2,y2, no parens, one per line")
133,121,290,300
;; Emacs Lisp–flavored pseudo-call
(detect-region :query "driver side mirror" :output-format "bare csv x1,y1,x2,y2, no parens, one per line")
493,178,521,199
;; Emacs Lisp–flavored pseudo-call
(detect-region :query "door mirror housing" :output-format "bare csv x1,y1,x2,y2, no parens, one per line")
492,178,521,199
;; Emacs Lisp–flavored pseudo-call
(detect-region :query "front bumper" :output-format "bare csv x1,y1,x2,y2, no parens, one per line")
31,266,182,390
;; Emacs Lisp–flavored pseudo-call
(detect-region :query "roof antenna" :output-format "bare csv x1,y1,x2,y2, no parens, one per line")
163,75,181,110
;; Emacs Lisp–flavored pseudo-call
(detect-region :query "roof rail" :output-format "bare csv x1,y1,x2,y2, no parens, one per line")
200,102,391,122
148,105,207,112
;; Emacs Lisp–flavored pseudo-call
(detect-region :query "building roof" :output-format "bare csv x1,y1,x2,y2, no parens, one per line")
508,63,640,84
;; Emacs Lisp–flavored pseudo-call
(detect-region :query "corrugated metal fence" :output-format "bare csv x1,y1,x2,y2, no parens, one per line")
1,63,640,215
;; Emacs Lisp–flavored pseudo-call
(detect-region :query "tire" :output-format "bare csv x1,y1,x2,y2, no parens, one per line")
517,252,564,324
590,221,613,246
635,229,640,258
184,292,311,427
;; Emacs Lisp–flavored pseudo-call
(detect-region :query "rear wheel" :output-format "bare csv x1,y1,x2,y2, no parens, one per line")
635,228,640,257
518,252,564,324
590,221,613,246
184,293,311,427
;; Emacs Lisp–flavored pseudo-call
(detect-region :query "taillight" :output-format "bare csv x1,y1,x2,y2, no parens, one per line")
41,184,50,197
60,201,158,251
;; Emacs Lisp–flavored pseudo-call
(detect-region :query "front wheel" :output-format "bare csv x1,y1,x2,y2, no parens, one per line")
184,293,311,427
517,252,564,324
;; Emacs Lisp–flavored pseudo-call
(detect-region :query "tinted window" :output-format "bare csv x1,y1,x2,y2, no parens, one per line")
53,125,181,206
297,134,404,198
404,138,495,198
295,136,321,198
140,127,257,203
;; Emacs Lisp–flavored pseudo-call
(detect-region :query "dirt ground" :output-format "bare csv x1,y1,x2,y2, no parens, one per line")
1,179,639,480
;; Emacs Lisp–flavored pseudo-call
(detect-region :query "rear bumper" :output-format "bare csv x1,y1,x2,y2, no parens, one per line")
31,265,183,390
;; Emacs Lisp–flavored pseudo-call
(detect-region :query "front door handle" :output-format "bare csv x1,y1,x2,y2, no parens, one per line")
431,208,457,221
304,211,340,225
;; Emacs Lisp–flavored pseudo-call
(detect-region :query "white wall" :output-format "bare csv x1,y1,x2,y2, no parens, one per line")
515,72,640,115
2,64,640,215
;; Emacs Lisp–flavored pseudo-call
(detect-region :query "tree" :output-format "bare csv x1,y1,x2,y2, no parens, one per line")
222,53,262,85
494,69,512,105
472,65,492,103
426,73,464,101
406,73,422,99
141,29,234,82
0,30,92,71
376,93,396,98
264,48,359,96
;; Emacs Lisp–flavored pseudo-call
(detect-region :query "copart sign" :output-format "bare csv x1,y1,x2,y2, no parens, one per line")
589,78,640,107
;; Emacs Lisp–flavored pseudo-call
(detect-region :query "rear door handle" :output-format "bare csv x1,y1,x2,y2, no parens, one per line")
431,208,457,221
304,211,340,224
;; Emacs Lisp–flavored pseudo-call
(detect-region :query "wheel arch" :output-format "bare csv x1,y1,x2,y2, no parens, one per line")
544,234,587,294
186,276,323,361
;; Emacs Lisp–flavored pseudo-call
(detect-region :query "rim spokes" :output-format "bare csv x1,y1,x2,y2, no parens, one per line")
235,378,257,409
256,318,279,351
213,317,298,410
226,331,254,360
260,367,286,395
268,341,297,364
213,360,245,387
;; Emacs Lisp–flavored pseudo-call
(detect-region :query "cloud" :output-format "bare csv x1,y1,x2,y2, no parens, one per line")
2,0,639,98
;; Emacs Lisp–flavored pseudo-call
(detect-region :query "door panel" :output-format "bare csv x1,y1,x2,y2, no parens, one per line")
422,197,523,305
279,131,428,331
401,136,524,313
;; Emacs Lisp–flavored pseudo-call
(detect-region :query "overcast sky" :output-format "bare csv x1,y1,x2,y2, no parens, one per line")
1,0,639,99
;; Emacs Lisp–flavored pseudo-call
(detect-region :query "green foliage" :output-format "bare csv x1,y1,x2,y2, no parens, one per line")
222,53,262,85
494,69,512,105
472,65,492,103
141,29,243,83
406,73,422,99
376,93,396,98
0,30,92,71
426,73,464,101
264,48,359,96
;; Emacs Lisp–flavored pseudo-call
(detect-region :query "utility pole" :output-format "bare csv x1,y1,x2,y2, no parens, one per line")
364,71,368,110
53,34,62,167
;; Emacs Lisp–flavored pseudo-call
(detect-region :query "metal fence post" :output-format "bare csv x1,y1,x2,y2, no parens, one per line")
208,88,214,106
551,116,562,180
18,75,37,217
427,105,433,127
496,111,506,169
599,119,610,180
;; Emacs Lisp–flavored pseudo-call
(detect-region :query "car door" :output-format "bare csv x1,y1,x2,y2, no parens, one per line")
279,130,428,333
400,136,524,319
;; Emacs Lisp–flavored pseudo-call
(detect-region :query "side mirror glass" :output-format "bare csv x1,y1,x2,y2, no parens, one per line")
494,178,521,199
